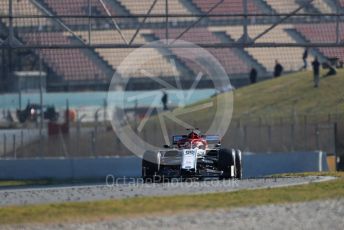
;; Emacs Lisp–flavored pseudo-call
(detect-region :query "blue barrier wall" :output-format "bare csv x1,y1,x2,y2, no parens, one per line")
243,151,328,178
0,151,328,180
0,157,141,180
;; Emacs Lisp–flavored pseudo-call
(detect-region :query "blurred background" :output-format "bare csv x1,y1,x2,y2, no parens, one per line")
0,0,342,171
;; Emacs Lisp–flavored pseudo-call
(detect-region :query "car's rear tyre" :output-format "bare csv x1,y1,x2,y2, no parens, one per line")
142,151,160,183
235,149,242,180
218,148,235,180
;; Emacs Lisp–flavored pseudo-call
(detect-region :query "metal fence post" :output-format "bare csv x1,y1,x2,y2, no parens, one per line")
103,98,107,123
334,122,338,171
290,123,295,152
304,118,308,150
268,125,272,153
259,121,262,151
3,134,6,157
94,110,99,135
77,119,80,156
20,130,24,154
116,135,122,154
12,134,16,159
243,125,248,151
280,123,284,151
316,124,320,150
91,131,96,157
94,110,99,156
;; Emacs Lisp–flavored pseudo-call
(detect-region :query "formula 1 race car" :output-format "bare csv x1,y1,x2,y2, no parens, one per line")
142,129,242,182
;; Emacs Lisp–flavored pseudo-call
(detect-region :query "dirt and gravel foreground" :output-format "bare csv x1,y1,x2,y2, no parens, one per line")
3,198,344,230
0,176,333,206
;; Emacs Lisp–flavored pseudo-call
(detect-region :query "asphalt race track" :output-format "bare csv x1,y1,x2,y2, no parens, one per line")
0,176,334,206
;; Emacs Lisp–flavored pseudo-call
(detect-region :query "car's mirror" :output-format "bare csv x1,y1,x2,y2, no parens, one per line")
163,144,170,148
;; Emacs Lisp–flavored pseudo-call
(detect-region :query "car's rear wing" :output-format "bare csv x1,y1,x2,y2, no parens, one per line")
172,135,221,145
172,135,187,145
202,135,221,145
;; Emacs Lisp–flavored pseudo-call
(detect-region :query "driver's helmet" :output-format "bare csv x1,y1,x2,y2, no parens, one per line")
188,130,200,139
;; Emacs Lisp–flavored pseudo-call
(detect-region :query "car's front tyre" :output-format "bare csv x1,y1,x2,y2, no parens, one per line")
218,148,235,180
235,149,242,180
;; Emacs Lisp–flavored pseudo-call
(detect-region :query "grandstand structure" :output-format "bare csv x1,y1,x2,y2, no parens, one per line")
0,0,344,92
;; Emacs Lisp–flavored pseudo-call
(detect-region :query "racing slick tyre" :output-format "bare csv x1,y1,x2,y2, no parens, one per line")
218,148,235,180
235,149,242,180
142,151,160,183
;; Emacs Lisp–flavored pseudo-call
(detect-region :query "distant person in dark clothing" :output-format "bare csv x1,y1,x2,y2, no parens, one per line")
161,91,168,111
312,57,320,88
273,60,284,78
249,68,258,84
302,48,308,70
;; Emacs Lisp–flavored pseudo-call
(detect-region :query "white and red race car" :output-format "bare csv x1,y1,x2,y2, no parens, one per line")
142,130,242,182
